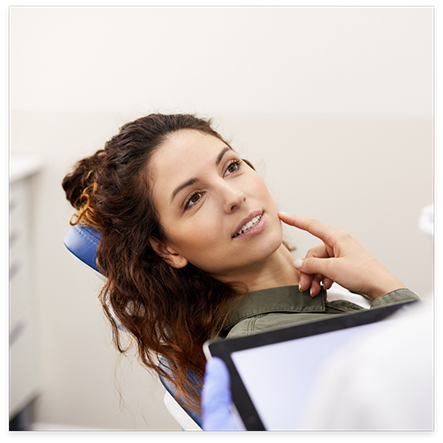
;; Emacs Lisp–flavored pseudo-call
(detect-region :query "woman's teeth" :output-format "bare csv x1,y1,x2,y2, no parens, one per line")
233,214,262,238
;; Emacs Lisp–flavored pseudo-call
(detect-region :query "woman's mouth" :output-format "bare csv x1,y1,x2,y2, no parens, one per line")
232,211,265,239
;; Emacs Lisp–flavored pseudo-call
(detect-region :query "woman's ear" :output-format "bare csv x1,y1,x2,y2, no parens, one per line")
148,237,188,269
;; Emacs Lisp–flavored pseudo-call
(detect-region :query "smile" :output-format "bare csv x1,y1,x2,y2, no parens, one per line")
232,211,265,239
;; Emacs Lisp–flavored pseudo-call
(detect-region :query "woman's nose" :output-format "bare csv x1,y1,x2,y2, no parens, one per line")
219,183,246,213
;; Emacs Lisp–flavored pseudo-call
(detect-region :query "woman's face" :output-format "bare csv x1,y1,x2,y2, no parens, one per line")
149,129,283,280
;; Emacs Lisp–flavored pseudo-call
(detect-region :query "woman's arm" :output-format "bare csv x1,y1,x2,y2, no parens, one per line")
278,213,406,300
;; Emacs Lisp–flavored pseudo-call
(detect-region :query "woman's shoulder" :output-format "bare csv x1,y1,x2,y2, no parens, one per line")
223,286,421,340
224,310,339,339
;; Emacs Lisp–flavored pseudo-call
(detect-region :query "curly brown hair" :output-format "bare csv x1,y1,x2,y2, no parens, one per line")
62,114,244,415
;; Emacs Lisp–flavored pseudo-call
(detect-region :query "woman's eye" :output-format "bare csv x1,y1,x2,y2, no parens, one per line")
183,161,241,211
185,192,204,209
225,160,241,176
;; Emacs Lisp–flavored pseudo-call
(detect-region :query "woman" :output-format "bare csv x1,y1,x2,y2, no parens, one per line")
62,113,419,415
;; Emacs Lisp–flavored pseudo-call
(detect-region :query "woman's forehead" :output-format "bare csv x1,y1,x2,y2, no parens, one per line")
150,130,231,196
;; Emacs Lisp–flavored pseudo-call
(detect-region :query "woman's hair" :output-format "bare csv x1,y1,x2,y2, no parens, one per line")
62,114,243,414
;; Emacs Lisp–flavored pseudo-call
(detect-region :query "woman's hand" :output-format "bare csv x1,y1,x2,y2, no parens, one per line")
278,213,406,300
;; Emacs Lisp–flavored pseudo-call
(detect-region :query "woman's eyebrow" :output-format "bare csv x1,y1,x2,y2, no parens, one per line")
171,178,198,203
215,147,231,166
170,146,231,204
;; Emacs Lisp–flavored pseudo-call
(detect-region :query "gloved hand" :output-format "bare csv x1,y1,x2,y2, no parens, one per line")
201,357,242,431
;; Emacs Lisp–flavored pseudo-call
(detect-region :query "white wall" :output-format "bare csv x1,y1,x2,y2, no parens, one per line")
9,6,434,430
10,6,433,117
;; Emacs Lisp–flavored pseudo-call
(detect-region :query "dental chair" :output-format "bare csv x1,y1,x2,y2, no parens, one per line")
63,223,202,430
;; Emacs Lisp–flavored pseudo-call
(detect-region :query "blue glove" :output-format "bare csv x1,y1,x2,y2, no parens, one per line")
201,357,243,431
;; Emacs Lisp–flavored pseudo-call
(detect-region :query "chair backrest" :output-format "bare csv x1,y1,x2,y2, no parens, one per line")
158,357,202,427
63,223,202,428
64,224,102,274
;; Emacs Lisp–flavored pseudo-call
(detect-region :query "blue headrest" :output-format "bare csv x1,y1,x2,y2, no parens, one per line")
64,224,103,274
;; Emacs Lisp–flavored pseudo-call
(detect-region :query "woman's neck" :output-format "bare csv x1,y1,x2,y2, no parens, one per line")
217,243,301,294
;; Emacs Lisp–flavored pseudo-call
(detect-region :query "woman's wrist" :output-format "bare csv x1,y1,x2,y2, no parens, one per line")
367,275,406,300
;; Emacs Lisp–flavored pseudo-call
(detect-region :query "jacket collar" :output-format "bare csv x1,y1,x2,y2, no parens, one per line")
222,285,327,332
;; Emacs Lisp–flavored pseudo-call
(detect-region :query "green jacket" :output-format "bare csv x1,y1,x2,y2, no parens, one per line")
222,286,420,339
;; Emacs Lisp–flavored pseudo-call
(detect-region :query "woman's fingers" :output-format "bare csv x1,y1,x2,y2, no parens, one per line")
298,272,313,293
293,256,335,281
299,244,332,296
310,273,323,297
298,271,333,296
323,277,334,290
278,212,337,247
281,212,405,299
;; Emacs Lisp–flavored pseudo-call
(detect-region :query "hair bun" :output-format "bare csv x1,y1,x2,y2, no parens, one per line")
62,150,105,226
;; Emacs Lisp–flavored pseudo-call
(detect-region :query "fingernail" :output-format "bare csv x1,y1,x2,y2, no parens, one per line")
298,283,303,292
279,211,287,215
293,258,303,269
310,288,315,297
